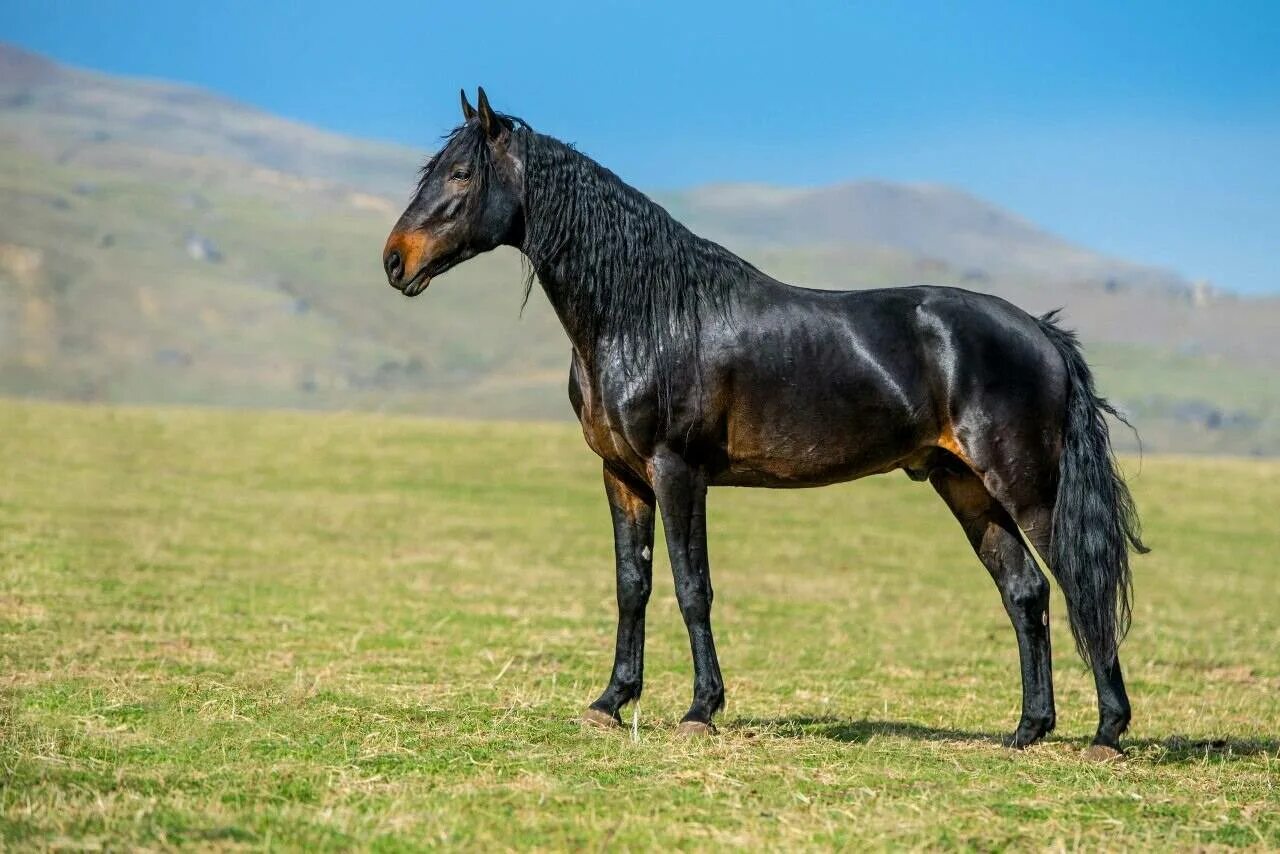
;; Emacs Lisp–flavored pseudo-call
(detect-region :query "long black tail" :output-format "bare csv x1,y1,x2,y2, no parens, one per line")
1036,310,1148,668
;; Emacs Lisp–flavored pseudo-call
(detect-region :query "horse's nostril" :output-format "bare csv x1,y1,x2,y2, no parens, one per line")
384,249,403,282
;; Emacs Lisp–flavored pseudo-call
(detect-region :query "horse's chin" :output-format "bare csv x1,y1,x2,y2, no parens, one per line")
401,275,431,297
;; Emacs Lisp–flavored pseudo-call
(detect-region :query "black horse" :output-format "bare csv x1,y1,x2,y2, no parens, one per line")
383,89,1147,757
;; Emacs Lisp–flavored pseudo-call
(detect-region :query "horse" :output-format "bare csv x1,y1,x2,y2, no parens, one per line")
382,88,1147,758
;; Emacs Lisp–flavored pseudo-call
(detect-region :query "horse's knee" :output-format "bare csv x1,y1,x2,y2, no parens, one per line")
617,567,651,613
677,597,710,625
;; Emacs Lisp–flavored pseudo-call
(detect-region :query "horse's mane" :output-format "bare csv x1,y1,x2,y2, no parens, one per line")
517,129,758,409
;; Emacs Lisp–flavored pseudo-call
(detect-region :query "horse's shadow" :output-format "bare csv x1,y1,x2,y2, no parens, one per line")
733,715,1279,764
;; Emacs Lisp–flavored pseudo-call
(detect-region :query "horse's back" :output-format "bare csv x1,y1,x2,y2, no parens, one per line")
706,282,1067,487
769,282,1068,416
707,284,933,485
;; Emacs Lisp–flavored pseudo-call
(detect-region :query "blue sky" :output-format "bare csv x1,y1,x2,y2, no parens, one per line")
5,1,1279,292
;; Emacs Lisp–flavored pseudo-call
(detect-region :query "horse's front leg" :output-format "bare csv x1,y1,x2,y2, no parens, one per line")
652,449,724,735
583,464,656,728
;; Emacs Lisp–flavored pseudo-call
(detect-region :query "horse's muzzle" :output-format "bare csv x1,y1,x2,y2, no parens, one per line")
382,231,434,297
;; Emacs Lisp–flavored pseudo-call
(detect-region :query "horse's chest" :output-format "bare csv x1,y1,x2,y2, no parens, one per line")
569,362,647,475
577,399,617,461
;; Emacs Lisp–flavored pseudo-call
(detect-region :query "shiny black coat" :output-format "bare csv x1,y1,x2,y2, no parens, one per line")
384,92,1145,754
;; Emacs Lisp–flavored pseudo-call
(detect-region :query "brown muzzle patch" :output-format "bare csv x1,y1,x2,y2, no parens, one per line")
384,229,441,295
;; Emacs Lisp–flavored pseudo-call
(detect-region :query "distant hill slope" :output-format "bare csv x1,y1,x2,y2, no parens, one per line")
659,182,1188,292
0,42,420,196
2,42,1278,454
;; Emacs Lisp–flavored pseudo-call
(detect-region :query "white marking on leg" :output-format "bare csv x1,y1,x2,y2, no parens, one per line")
640,546,651,561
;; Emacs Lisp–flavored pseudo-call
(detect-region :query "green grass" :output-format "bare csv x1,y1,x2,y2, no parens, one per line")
2,401,1277,849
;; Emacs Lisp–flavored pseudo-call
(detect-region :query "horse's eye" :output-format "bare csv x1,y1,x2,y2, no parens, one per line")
451,168,472,182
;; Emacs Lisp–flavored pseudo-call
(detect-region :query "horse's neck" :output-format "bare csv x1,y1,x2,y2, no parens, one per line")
522,214,627,357
533,261,609,361
518,135,654,355
517,136,750,370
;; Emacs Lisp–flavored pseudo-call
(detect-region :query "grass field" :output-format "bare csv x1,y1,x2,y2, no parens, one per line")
2,401,1277,849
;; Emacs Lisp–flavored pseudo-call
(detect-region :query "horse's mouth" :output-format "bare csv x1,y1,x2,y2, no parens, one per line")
397,251,467,298
400,268,431,297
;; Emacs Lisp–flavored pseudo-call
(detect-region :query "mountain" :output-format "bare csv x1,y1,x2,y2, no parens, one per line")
659,181,1188,292
2,42,1278,454
0,41,420,196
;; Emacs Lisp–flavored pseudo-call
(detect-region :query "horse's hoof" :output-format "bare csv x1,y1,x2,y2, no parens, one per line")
1083,743,1123,762
677,720,717,738
581,707,621,730
1004,720,1052,749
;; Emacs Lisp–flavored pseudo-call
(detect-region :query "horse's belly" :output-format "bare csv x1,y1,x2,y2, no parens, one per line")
712,446,908,488
716,407,924,488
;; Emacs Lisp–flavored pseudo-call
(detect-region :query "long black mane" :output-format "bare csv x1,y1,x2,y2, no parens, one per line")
520,128,765,410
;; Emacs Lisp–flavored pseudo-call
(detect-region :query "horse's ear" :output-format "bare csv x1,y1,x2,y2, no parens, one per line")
476,86,508,142
460,88,476,122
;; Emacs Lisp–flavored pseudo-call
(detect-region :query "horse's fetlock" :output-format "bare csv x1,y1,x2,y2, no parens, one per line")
619,679,643,703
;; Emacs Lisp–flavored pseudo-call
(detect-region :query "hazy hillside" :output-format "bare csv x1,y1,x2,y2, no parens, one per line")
2,42,1278,454
659,182,1188,292
0,41,420,196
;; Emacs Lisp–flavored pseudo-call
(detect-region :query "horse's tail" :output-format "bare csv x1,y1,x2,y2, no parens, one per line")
1036,310,1148,668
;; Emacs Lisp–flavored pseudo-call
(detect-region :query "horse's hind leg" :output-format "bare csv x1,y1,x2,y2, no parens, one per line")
930,464,1056,747
979,457,1132,756
1015,494,1131,755
1086,655,1131,757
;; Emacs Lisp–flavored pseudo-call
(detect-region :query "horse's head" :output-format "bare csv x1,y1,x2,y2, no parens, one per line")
382,88,525,296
